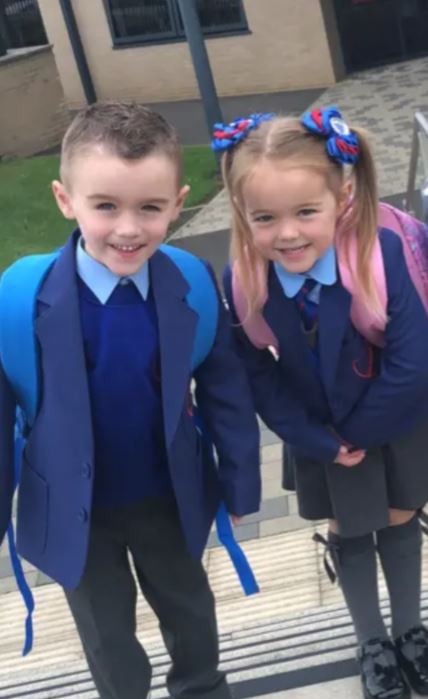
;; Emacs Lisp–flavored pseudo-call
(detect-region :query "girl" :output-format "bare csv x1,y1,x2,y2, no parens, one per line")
217,107,428,699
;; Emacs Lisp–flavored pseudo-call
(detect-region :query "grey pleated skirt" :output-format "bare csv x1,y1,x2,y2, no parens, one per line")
283,416,428,538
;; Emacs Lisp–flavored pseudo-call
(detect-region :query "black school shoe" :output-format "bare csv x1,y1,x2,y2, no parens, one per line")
395,625,428,695
358,638,410,699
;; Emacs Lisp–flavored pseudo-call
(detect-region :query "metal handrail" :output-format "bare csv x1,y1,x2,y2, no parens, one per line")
406,111,428,214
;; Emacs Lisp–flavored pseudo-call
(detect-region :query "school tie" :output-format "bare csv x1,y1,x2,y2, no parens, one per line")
294,278,319,331
109,278,141,305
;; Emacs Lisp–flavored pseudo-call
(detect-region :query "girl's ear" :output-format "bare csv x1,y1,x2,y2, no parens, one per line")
337,179,353,217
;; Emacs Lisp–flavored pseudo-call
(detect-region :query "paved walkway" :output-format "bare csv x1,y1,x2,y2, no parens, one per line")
172,56,428,240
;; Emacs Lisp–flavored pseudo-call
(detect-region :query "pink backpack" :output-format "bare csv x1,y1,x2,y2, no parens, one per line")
232,203,428,350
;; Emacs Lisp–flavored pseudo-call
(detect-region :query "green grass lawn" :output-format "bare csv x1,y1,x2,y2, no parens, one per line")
0,146,218,271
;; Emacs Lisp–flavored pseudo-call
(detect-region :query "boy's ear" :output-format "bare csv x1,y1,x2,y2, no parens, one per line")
51,180,75,220
171,184,190,221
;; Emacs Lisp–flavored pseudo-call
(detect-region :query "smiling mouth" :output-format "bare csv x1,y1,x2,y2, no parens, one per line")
276,244,310,254
110,243,146,252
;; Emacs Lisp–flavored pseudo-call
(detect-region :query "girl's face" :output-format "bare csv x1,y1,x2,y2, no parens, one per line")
241,160,347,274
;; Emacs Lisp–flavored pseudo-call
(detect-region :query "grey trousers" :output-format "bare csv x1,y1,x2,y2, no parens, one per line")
64,497,231,699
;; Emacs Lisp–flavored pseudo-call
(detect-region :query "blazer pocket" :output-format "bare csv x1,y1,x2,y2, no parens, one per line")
17,460,49,555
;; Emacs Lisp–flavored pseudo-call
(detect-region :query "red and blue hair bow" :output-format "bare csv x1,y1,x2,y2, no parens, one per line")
211,113,275,152
301,106,360,165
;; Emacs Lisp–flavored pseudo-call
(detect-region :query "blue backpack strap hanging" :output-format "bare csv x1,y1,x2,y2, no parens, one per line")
0,252,59,656
6,426,34,656
161,245,259,596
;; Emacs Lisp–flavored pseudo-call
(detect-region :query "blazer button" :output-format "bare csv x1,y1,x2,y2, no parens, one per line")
81,463,92,479
78,507,88,523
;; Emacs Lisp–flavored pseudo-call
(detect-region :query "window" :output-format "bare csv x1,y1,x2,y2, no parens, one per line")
104,0,248,46
0,0,47,51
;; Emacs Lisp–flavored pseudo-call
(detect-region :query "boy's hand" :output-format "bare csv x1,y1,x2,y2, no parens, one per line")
334,445,366,467
231,515,243,526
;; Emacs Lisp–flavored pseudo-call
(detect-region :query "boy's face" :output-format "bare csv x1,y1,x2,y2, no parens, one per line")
52,147,188,276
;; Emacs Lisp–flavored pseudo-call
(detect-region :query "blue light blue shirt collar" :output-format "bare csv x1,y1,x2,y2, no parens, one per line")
274,246,337,299
76,238,149,304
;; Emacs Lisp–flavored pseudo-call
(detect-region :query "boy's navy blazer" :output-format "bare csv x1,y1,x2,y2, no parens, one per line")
224,228,428,462
0,235,261,589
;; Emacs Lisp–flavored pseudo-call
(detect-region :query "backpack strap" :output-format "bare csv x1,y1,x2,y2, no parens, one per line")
336,219,387,348
232,259,279,352
0,252,58,656
161,245,258,596
6,431,34,656
160,245,218,368
0,252,60,425
378,202,428,315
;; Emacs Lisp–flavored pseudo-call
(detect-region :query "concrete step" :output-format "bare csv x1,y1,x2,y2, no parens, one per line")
5,590,428,698
3,527,428,698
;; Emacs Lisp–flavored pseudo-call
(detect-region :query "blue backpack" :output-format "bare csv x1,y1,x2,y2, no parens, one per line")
0,244,259,656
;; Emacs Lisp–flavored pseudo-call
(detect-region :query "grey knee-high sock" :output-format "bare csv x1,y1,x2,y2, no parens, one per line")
376,515,422,639
328,531,388,644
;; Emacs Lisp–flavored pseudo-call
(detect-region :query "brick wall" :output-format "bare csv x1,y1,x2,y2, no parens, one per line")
0,46,71,159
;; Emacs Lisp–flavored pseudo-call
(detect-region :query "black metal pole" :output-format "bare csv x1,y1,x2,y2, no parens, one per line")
0,31,7,58
0,3,10,56
176,0,223,141
59,0,96,104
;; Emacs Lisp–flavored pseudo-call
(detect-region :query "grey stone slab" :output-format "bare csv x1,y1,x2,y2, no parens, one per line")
36,571,54,586
0,570,39,594
262,444,283,463
0,576,19,594
244,496,289,525
0,555,13,578
262,478,284,500
207,521,259,548
207,531,220,548
260,515,312,537
234,522,260,542
261,430,281,447
262,459,283,477
288,494,299,516
207,496,289,544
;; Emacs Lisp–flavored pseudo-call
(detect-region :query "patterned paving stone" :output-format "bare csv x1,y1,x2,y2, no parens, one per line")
171,57,428,238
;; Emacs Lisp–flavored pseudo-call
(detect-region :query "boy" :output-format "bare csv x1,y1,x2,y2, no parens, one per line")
0,103,261,699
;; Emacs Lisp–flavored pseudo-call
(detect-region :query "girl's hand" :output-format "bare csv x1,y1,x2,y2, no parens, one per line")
231,515,242,526
334,445,366,467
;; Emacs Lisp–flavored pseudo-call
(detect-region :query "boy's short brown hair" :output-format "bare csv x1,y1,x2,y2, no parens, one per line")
61,102,181,185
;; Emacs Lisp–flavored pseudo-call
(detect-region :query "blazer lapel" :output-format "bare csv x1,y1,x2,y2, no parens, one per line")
150,249,198,448
318,280,352,398
35,234,93,449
